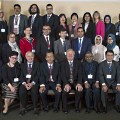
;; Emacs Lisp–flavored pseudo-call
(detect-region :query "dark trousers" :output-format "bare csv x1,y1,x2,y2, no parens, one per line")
19,84,38,109
62,83,82,111
40,82,61,109
101,85,120,107
85,85,100,110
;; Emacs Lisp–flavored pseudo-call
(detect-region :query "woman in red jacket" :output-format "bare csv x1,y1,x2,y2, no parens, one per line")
19,27,36,58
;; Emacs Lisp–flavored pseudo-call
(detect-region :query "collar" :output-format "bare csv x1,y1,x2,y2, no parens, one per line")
68,60,73,64
44,35,50,39
47,63,53,67
15,14,20,17
60,38,65,44
47,14,52,17
32,13,37,18
78,36,84,40
107,61,112,64
27,62,33,65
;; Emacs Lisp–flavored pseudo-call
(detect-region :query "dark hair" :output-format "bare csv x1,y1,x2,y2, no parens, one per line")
9,51,18,57
28,4,40,14
46,50,54,56
82,12,93,23
59,28,67,33
46,4,53,8
93,11,101,21
24,26,31,30
14,4,21,9
104,15,111,23
77,27,85,33
58,13,67,25
43,24,51,29
105,50,114,55
71,13,78,20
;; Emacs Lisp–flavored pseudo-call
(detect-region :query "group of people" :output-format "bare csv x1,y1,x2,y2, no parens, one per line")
0,3,120,116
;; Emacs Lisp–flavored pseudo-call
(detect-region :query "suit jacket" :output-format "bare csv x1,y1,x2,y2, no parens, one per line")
43,13,59,37
60,59,82,85
54,39,71,62
81,22,96,44
39,61,61,85
20,61,39,84
72,37,92,60
8,14,28,37
28,14,43,38
36,35,55,62
98,60,120,86
82,60,98,84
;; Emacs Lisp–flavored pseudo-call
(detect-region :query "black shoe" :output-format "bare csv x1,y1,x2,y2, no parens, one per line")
85,109,90,113
94,107,100,113
53,108,59,112
2,112,8,115
63,110,68,114
115,105,120,113
75,108,80,113
103,107,107,113
44,107,49,112
19,110,25,116
34,109,39,115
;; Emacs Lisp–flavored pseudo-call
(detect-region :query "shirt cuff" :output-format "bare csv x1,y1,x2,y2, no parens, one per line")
40,84,45,87
102,83,106,86
117,84,120,85
32,81,35,85
96,81,99,83
22,82,26,85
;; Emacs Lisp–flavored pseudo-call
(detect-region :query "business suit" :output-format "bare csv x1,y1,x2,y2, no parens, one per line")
61,59,82,111
43,14,59,37
72,37,92,60
39,61,61,109
28,14,43,38
36,35,55,62
82,60,100,111
8,14,28,44
98,60,120,108
54,39,71,62
19,61,39,109
81,22,96,44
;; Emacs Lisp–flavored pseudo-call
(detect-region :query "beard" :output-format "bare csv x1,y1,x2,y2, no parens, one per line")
31,11,37,15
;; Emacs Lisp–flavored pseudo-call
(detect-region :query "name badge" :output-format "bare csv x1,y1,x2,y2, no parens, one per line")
14,78,19,82
26,74,31,79
116,32,119,36
32,49,35,53
64,52,66,55
88,74,93,79
71,34,74,38
14,25,18,28
1,29,5,32
106,75,112,79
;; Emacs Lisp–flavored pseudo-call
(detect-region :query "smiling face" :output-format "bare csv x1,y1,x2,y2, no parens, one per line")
46,5,53,15
85,53,93,63
60,15,66,24
96,36,102,45
46,52,54,64
107,37,113,44
25,52,34,63
14,6,21,15
9,55,18,64
77,28,84,38
106,52,114,62
105,16,111,24
84,14,90,22
9,34,16,43
43,25,51,36
66,50,75,61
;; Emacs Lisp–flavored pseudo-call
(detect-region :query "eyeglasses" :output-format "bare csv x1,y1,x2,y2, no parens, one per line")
11,57,17,60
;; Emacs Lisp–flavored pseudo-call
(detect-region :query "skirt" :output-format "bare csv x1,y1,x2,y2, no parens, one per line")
2,83,19,99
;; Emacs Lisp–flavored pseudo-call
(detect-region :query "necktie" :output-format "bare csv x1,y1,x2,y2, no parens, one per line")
15,15,18,25
49,64,53,82
63,41,66,52
47,15,50,22
46,36,50,49
69,62,73,83
28,64,32,74
78,38,81,54
31,15,34,28
108,63,112,73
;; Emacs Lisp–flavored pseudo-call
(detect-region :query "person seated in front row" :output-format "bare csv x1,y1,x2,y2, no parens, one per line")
39,50,61,112
61,49,83,114
2,51,20,115
54,28,71,62
82,52,100,113
98,50,120,113
19,51,39,116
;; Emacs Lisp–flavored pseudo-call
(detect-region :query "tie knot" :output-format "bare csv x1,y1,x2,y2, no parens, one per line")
28,64,31,68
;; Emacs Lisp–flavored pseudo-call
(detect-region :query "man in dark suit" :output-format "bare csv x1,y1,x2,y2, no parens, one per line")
98,50,120,113
82,52,100,113
19,51,39,116
28,4,43,38
43,4,59,37
72,27,92,61
36,24,55,62
8,4,28,44
39,50,61,112
61,49,83,113
54,28,71,62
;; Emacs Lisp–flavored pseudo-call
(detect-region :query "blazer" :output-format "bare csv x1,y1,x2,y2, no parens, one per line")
20,61,39,84
39,61,61,85
72,37,92,60
60,59,82,85
54,39,71,62
82,60,98,84
43,13,59,37
35,35,55,62
8,14,28,37
81,22,96,44
95,20,105,40
28,14,43,38
98,60,120,86
19,37,36,58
